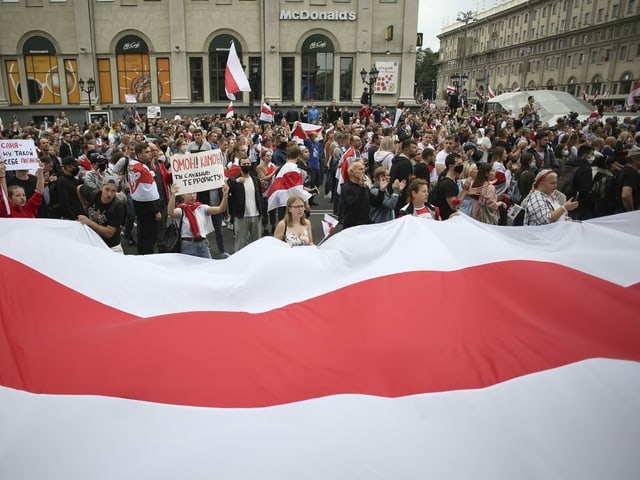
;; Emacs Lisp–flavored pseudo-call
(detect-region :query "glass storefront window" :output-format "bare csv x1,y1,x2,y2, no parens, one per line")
339,57,353,102
301,35,334,101
282,57,294,101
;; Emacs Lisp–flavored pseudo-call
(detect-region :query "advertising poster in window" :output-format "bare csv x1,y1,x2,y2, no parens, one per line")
64,59,80,104
117,54,151,104
374,62,398,95
156,58,171,103
5,60,21,105
24,55,61,104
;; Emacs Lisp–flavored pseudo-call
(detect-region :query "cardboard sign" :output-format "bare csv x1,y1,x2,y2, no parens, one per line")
171,150,225,194
0,139,39,171
147,106,161,119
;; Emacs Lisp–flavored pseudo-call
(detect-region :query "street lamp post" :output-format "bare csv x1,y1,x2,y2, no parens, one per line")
79,77,96,110
249,63,259,117
456,10,475,95
450,73,468,105
359,67,379,106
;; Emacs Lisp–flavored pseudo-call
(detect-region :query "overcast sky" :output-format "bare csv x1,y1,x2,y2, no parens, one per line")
418,0,482,52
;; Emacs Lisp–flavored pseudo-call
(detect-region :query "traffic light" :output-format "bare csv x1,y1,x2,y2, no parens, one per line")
416,33,423,47
386,25,394,41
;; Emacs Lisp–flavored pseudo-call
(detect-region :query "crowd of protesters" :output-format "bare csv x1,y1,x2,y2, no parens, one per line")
1,97,639,257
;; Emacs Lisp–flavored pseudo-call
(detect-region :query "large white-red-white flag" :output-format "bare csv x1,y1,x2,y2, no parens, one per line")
266,162,311,211
626,81,640,107
292,122,323,144
1,214,640,479
259,102,274,123
488,85,496,98
335,145,358,195
224,42,251,101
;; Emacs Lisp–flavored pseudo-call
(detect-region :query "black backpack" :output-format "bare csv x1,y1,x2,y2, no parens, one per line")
557,164,578,198
589,172,616,217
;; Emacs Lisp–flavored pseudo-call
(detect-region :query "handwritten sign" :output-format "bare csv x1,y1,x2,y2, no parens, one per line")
171,150,225,194
0,139,39,171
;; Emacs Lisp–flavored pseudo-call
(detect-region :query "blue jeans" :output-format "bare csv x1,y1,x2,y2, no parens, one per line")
180,239,212,259
211,213,226,254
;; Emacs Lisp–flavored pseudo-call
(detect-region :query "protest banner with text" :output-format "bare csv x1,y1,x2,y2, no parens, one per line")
171,150,225,194
0,139,39,171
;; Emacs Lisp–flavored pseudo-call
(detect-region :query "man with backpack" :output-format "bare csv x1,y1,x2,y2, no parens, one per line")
589,152,617,218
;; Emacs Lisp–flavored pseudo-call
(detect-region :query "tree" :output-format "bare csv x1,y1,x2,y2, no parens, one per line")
414,48,439,102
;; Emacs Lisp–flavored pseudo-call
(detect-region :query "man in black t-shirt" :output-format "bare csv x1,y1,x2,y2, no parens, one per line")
432,153,463,220
615,146,640,213
77,174,124,252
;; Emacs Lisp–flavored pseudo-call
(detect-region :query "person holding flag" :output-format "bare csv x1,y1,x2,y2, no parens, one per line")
259,98,274,124
267,144,312,217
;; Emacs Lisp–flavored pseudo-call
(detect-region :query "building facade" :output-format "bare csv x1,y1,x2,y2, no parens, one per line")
0,0,418,124
437,0,639,106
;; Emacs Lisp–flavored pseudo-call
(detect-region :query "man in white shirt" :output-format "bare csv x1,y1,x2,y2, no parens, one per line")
435,135,455,176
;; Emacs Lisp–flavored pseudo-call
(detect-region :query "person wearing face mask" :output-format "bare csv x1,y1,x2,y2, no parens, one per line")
431,153,464,220
84,153,108,189
55,156,85,220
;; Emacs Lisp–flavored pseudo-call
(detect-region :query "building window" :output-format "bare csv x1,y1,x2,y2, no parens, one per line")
97,58,112,104
21,36,61,104
619,46,627,59
552,3,557,14
189,57,203,102
572,16,577,28
248,57,261,104
339,57,353,102
116,35,151,103
591,76,602,94
5,60,21,105
585,12,590,24
208,34,243,102
156,58,171,103
281,57,294,101
578,53,584,64
628,0,635,13
542,6,547,17
612,4,619,17
567,77,577,95
590,50,597,63
301,34,334,101
620,73,632,94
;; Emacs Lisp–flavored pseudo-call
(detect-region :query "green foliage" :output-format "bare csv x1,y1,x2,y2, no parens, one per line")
414,48,439,101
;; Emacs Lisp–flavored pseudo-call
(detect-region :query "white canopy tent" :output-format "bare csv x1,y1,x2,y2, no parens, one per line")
486,90,595,125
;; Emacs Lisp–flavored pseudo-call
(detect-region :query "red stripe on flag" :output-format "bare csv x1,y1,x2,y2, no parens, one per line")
269,169,304,193
1,254,639,408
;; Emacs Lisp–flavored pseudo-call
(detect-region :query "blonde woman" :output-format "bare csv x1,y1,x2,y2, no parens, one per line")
273,195,315,247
